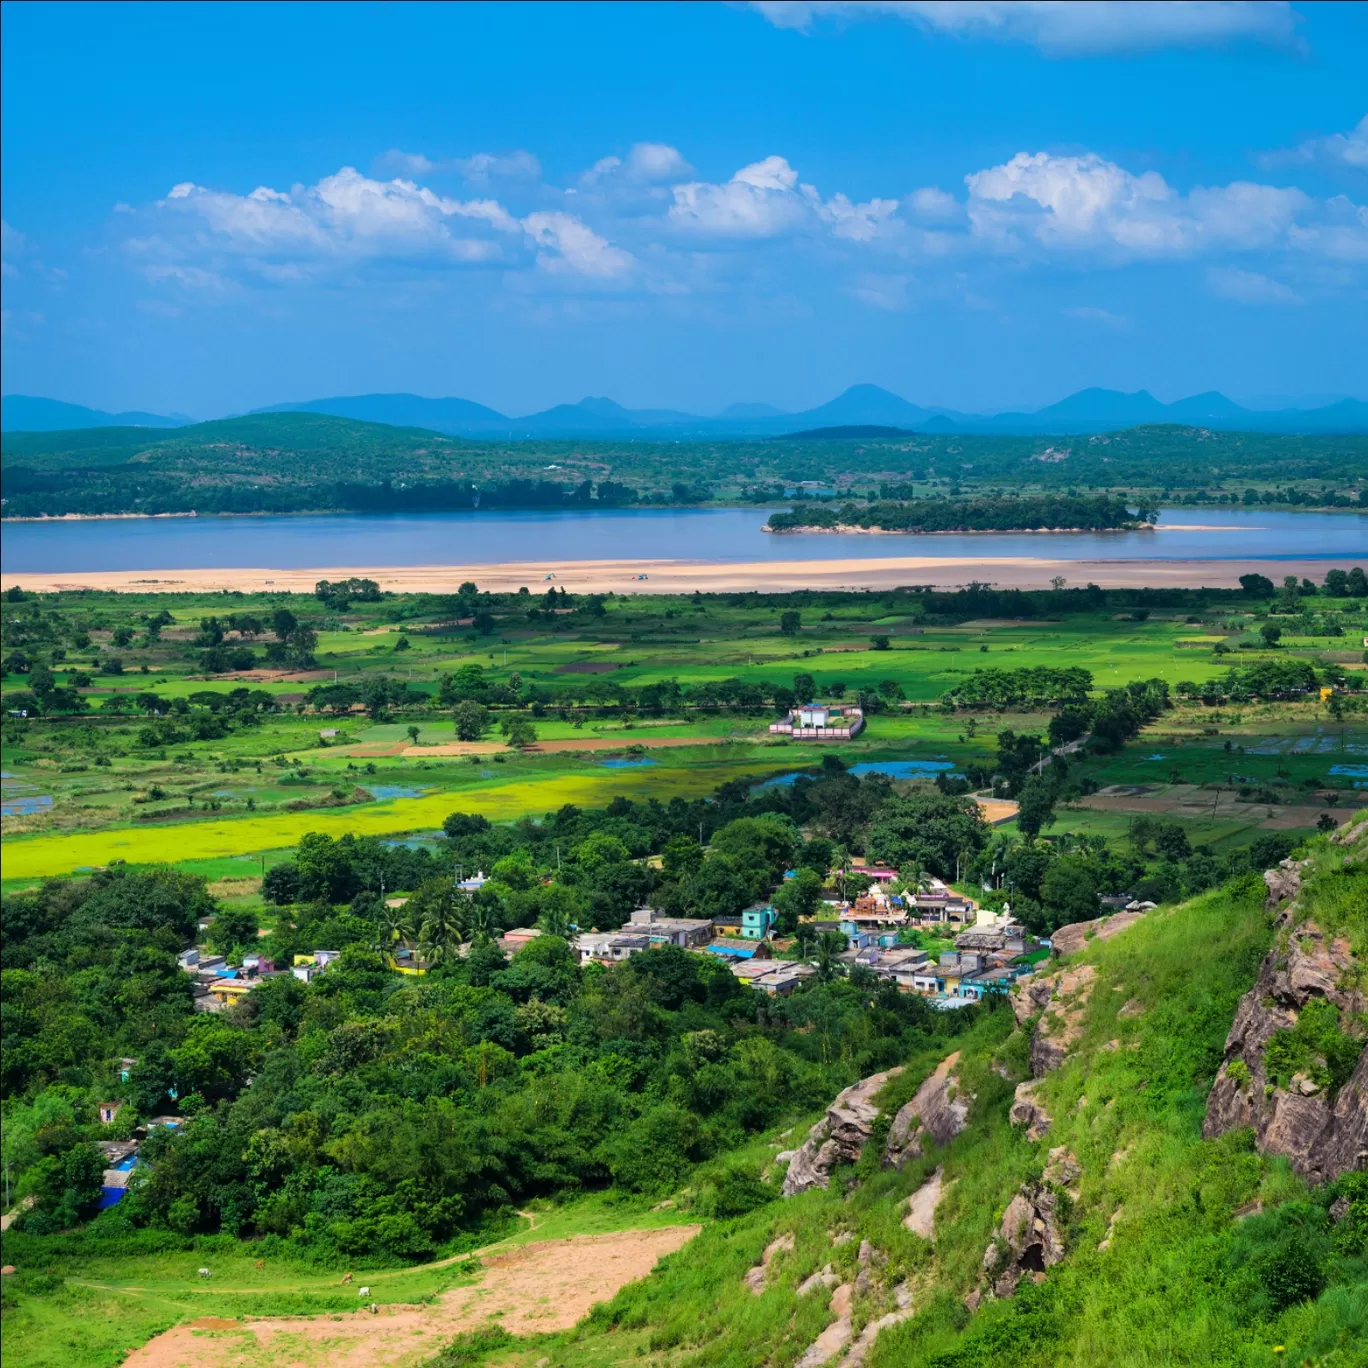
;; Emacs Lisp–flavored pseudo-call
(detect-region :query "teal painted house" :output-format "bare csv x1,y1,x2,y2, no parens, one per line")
741,904,778,940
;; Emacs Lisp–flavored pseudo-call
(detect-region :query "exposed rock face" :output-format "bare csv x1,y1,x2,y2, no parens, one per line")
903,1167,947,1240
795,1283,853,1368
1204,909,1368,1185
980,1184,1067,1299
1043,1147,1080,1187
1050,910,1145,959
1263,859,1305,909
885,1052,969,1166
783,1067,903,1196
797,1264,841,1297
1009,1080,1052,1141
834,1282,916,1368
1012,964,1097,1077
1011,975,1057,1028
743,1231,795,1294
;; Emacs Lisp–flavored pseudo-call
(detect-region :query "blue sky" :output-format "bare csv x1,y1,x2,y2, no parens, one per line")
2,0,1365,418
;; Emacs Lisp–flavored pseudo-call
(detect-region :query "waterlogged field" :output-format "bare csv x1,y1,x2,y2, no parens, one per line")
3,582,1367,886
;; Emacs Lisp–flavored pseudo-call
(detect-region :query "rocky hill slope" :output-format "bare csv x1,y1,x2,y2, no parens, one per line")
529,820,1367,1368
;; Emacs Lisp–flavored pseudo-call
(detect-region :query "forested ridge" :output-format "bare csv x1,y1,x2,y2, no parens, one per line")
2,411,1364,516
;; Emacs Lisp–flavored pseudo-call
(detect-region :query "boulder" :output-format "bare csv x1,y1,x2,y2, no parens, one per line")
795,1283,854,1368
797,1264,841,1297
980,1184,1066,1299
1050,910,1144,959
1009,1080,1052,1141
1263,858,1306,910
903,1166,947,1240
885,1052,969,1166
1011,975,1057,1028
783,1067,903,1196
742,1231,795,1295
1027,965,1096,1077
1043,1147,1080,1186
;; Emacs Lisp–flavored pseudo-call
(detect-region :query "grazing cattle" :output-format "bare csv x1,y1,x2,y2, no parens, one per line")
341,1272,353,1284
358,1286,370,1298
369,1303,378,1315
198,1268,211,1279
254,1260,265,1270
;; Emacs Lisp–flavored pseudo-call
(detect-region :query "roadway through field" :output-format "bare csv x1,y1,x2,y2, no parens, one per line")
119,1225,699,1368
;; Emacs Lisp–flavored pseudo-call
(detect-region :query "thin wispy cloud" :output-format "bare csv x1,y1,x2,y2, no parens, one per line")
1207,266,1303,305
1261,115,1368,172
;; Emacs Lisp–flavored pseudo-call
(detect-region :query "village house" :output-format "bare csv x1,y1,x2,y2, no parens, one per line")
908,879,977,925
768,702,865,740
628,906,714,948
740,904,778,939
499,926,544,955
728,960,816,996
575,930,651,964
704,936,767,960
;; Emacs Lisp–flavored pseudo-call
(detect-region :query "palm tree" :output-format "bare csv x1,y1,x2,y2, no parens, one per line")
794,922,818,959
378,903,415,948
461,898,501,947
814,929,848,983
537,903,571,938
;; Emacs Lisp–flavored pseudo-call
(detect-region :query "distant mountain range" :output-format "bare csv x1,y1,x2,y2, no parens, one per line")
0,395,194,432
4,385,1366,438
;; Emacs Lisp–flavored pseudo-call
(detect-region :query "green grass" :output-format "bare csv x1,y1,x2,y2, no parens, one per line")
5,588,1366,884
0,1194,700,1368
433,836,1367,1368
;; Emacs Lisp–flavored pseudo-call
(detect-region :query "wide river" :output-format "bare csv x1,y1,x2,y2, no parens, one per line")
2,507,1363,573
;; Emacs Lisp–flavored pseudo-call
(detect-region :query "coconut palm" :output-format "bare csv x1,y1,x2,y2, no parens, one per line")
377,903,415,948
814,929,848,983
461,897,502,947
537,902,571,938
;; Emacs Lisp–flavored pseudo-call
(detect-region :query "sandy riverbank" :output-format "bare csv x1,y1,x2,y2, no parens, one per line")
1,554,1356,596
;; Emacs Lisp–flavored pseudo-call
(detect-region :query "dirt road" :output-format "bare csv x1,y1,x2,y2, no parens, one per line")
121,1225,698,1368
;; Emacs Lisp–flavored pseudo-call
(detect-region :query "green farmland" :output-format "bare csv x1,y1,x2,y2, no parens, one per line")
4,577,1367,885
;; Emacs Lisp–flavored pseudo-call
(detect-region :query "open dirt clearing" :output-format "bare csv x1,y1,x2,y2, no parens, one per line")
121,1225,698,1368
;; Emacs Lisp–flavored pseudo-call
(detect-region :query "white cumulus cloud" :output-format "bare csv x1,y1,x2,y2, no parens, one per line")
523,212,635,278
965,151,1309,258
147,167,636,284
669,156,813,238
749,1,1299,55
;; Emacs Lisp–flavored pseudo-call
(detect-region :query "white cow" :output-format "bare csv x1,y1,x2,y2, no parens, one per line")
358,1286,370,1297
198,1268,211,1279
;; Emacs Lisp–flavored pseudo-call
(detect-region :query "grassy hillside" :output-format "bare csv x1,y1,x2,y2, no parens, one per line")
2,414,1364,515
3,829,1362,1368
458,830,1367,1368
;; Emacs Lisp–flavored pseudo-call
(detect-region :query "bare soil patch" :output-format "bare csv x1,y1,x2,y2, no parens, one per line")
122,1225,698,1368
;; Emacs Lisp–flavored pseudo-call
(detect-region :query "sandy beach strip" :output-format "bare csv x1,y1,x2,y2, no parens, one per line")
0,554,1354,596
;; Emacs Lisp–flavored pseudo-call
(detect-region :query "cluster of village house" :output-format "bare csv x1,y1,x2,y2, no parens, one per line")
93,867,1047,1210
176,863,1046,1011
